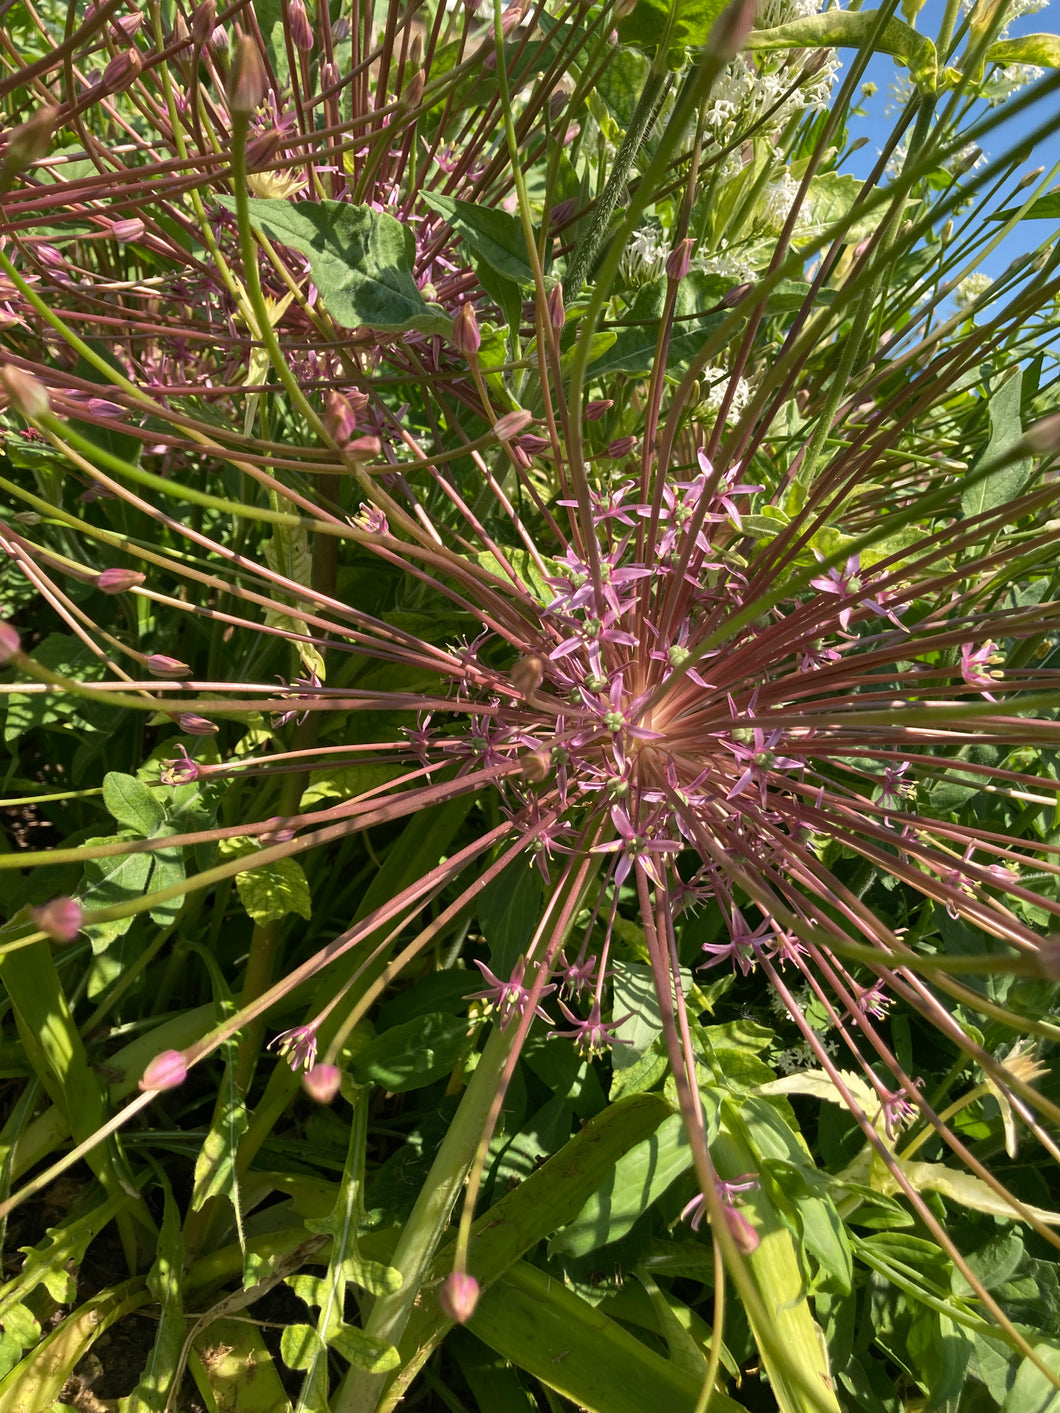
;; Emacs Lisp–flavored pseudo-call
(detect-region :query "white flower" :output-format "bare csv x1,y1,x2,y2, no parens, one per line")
620,226,667,286
955,272,992,313
982,62,1045,105
701,364,753,421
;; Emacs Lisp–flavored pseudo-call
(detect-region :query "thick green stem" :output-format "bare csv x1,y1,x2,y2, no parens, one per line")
333,1020,514,1413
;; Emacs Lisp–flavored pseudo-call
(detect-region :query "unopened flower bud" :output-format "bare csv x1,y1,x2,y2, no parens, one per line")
2,105,59,176
332,16,351,40
116,11,145,38
30,896,83,943
110,217,145,243
303,1063,342,1103
547,283,565,330
288,0,314,51
191,0,217,45
139,1049,188,1092
228,33,268,114
511,652,545,697
147,653,191,679
500,0,525,34
605,435,637,458
709,0,757,61
0,365,50,420
493,408,533,441
550,197,577,229
517,433,550,455
101,49,143,93
246,130,285,175
613,0,637,17
325,390,357,446
723,281,753,308
665,238,694,283
0,619,21,663
724,1202,760,1254
584,398,613,421
453,302,481,357
1024,414,1060,456
520,748,551,782
438,1271,480,1324
401,68,425,109
940,219,953,244
342,434,382,463
259,816,295,844
1020,165,1045,189
953,146,982,175
177,713,218,735
97,567,146,594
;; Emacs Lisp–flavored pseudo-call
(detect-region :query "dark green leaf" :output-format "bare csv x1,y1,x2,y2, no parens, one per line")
222,198,451,334
962,370,1033,519
426,194,533,285
102,772,164,836
350,1012,475,1092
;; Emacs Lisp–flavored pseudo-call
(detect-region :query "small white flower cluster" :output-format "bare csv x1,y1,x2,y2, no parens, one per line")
760,169,814,233
694,247,758,284
955,272,992,313
620,225,667,286
981,62,1045,105
700,365,753,421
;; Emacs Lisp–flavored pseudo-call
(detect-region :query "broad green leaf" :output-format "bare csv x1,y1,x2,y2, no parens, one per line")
477,863,544,978
300,762,403,809
550,1111,693,1257
218,836,312,923
1002,1343,1060,1413
989,33,1060,67
3,633,108,743
800,172,880,247
280,1324,326,1373
989,191,1060,222
79,836,152,950
426,194,533,285
468,1260,746,1413
222,197,451,334
961,370,1033,519
190,1317,293,1413
748,11,938,90
617,0,728,53
327,1325,401,1373
102,772,164,835
350,1012,475,1092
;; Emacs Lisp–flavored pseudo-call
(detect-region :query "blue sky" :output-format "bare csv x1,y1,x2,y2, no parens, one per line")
842,0,1060,278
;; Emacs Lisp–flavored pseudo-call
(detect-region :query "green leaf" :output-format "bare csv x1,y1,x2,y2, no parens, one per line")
78,837,153,950
426,194,534,285
125,1172,185,1413
327,1324,401,1373
961,370,1034,519
222,198,451,334
748,11,938,90
468,1260,745,1413
190,1317,294,1413
989,191,1060,223
617,0,728,53
1002,1343,1060,1413
218,836,312,923
350,1012,475,1092
550,1111,693,1257
477,863,544,978
263,525,326,682
2,633,108,744
877,1159,1060,1226
191,1093,249,1241
989,33,1060,67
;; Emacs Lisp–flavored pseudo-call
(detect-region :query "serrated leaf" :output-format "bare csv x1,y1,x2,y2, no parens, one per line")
5,1189,129,1317
102,772,164,835
125,1173,185,1413
191,1093,249,1249
748,10,938,90
221,198,451,334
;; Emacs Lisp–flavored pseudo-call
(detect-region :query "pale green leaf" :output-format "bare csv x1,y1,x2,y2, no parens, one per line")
748,11,938,90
